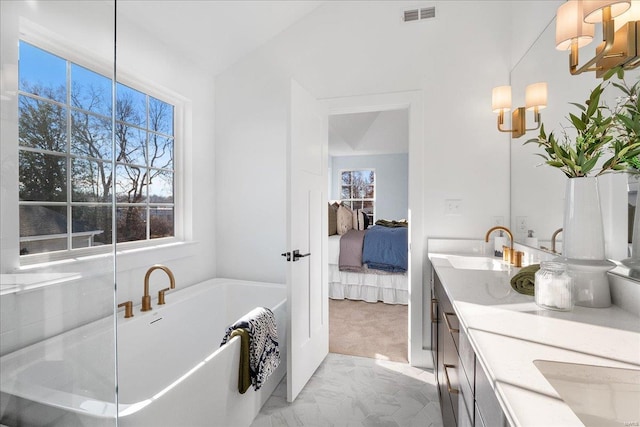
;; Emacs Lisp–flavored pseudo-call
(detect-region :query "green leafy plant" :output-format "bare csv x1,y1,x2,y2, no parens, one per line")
609,68,640,171
526,68,640,178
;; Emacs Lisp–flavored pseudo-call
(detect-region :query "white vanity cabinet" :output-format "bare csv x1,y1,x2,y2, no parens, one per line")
432,268,508,427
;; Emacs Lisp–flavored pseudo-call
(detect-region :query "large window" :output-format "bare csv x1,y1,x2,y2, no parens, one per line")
340,169,375,224
18,41,175,257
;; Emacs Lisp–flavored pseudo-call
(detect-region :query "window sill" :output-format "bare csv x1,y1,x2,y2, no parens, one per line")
3,240,198,295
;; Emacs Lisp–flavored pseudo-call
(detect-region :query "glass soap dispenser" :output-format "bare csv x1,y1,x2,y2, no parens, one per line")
535,261,573,311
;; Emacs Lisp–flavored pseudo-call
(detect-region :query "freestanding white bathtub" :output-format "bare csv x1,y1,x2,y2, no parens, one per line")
0,278,287,427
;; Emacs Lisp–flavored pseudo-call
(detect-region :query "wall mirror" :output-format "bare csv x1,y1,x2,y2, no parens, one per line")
510,16,640,281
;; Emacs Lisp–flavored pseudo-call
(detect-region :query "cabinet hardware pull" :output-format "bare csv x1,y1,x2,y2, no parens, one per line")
443,364,459,394
442,311,459,333
431,298,438,323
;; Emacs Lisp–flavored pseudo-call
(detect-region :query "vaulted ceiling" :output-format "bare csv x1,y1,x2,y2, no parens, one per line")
118,0,323,75
118,0,408,157
328,109,409,157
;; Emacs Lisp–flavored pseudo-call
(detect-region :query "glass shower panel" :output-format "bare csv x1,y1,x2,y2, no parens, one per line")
0,1,117,426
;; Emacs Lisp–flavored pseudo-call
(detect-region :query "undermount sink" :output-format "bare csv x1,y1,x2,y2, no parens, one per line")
446,255,511,271
534,360,640,427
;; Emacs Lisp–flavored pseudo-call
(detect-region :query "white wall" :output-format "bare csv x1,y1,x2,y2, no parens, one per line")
216,0,515,278
215,1,514,364
0,1,216,355
330,154,408,222
509,0,563,68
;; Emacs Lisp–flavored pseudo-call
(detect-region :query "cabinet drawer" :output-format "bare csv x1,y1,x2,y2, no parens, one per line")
458,354,474,425
475,359,507,427
440,385,456,427
442,310,460,351
442,340,459,421
458,398,473,427
459,328,475,389
435,279,459,351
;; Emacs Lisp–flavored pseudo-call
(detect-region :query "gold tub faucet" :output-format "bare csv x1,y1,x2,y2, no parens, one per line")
142,264,176,312
118,301,134,318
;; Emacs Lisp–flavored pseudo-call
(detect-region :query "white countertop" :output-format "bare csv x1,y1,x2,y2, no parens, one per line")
429,252,640,427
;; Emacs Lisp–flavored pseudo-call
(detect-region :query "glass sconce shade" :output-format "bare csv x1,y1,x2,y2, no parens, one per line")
583,0,631,23
556,0,595,50
492,85,512,113
525,82,548,110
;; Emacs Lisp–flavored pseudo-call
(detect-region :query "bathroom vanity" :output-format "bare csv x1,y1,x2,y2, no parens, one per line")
429,245,640,427
433,268,507,427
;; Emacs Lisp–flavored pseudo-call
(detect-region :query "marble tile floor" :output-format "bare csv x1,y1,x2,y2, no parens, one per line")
250,353,443,427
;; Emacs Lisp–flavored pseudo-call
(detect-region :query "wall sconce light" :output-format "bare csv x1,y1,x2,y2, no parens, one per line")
555,0,640,77
492,82,548,139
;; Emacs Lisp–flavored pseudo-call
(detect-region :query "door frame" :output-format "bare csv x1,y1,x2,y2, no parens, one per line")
321,90,430,368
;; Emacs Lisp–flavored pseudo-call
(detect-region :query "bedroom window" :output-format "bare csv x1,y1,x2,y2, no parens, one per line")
18,41,176,258
340,169,375,224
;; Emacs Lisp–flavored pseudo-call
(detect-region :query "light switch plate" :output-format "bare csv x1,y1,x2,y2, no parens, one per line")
445,199,462,215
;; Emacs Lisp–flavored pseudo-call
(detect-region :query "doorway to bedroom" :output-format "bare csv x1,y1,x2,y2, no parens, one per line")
327,108,410,363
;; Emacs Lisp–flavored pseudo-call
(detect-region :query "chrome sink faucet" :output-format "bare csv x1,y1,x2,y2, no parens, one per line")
142,264,176,312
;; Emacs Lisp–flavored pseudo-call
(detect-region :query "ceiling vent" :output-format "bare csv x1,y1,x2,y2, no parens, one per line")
403,6,436,23
420,7,436,20
403,9,420,22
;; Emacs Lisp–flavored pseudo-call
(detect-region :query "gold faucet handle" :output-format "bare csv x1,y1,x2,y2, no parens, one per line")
502,245,512,263
512,251,524,267
118,301,134,318
158,287,171,305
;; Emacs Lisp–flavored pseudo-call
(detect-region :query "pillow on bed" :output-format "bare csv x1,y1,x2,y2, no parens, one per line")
337,205,353,235
328,203,339,235
362,211,370,229
353,209,368,231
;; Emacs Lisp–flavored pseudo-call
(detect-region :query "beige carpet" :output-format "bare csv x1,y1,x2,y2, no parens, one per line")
329,298,408,363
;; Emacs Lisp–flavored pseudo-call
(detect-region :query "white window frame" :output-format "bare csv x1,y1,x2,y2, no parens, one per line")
339,168,376,223
15,24,186,267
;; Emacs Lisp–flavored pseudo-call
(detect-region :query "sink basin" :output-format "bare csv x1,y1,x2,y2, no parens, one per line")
446,255,511,271
534,360,640,427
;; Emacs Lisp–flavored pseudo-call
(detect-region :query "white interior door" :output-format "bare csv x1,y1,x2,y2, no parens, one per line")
285,79,328,402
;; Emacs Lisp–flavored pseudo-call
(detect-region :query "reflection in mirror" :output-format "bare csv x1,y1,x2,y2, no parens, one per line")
510,16,640,280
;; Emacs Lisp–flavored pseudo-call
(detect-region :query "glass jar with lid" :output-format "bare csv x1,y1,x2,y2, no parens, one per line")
535,261,573,311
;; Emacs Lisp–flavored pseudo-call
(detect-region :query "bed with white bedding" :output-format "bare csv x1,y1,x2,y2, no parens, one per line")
328,226,408,305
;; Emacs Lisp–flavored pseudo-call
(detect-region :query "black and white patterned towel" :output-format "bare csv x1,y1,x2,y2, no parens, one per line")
220,307,280,390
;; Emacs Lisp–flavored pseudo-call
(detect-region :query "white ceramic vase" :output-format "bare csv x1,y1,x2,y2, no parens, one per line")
622,177,640,276
557,177,614,308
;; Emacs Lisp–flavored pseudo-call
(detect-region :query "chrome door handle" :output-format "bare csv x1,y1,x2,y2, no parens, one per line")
281,250,310,262
292,249,310,261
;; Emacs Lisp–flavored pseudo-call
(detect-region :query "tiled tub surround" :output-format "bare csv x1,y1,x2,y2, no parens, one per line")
1,279,287,427
428,246,640,427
